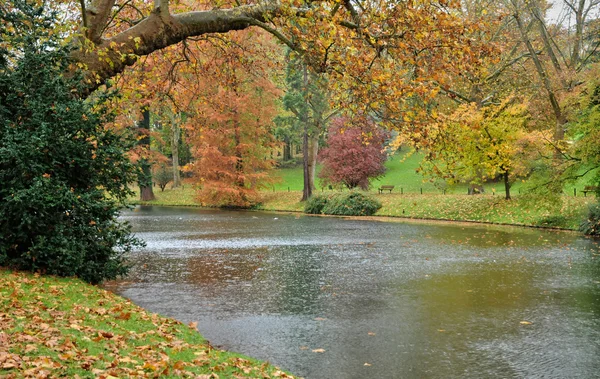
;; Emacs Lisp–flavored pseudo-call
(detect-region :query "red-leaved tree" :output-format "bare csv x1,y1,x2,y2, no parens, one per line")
318,117,388,190
186,31,281,207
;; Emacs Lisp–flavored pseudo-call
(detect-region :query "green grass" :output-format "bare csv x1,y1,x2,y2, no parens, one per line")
128,150,598,230
0,269,296,378
271,151,532,195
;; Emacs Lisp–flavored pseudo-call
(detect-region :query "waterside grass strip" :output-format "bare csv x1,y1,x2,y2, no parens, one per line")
0,269,295,378
130,186,595,231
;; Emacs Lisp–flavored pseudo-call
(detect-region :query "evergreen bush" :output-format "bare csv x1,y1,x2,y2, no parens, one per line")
305,192,381,216
0,2,141,284
580,203,600,236
304,194,330,214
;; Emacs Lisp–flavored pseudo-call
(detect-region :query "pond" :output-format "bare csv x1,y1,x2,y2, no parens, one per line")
110,206,600,378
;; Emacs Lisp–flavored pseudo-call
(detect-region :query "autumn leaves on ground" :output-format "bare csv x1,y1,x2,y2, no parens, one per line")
0,270,294,378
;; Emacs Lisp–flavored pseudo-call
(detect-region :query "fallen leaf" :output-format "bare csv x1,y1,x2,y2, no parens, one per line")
364,363,372,366
367,332,376,336
311,349,325,353
520,321,533,325
188,321,198,329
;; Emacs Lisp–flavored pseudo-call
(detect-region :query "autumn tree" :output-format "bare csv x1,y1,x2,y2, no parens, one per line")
185,30,281,207
318,116,388,190
421,97,549,199
507,0,600,147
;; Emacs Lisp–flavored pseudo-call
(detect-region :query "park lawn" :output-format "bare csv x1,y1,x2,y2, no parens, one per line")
129,150,598,229
258,191,593,229
0,269,295,378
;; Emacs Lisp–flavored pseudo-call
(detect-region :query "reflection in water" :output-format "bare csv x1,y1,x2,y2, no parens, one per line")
110,206,600,379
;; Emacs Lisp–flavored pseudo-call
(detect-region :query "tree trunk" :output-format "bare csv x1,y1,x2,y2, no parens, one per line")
307,134,319,191
170,114,181,188
301,63,313,201
283,136,292,161
301,124,312,201
503,171,511,200
138,108,156,201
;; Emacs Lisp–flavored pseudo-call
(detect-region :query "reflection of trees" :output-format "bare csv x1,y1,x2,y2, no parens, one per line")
424,225,578,248
413,260,600,377
186,250,262,284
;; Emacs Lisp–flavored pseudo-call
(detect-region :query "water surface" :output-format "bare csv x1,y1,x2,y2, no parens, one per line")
111,206,600,378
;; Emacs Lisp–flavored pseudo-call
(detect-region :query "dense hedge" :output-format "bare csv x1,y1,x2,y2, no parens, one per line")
0,2,140,284
304,192,382,216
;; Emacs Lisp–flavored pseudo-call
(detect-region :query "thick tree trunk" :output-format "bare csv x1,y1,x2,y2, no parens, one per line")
307,134,319,191
138,109,156,201
503,171,511,200
170,115,181,188
301,64,312,201
301,124,312,201
73,3,285,93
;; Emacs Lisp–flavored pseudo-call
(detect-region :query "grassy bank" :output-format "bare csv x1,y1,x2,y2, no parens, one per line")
0,269,295,378
131,185,594,230
130,150,598,230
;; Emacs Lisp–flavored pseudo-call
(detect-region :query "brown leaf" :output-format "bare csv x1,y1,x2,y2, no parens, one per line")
116,312,131,321
188,321,198,329
311,348,325,353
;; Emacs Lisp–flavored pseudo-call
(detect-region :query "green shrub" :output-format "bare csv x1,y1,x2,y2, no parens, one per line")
580,203,600,236
0,3,141,284
304,192,381,216
304,194,330,214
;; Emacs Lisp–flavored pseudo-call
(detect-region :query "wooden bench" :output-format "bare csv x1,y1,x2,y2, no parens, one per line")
583,186,599,197
378,185,395,194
